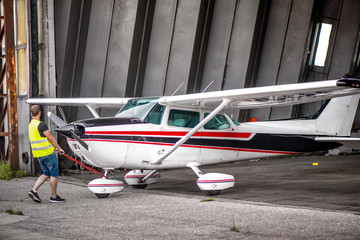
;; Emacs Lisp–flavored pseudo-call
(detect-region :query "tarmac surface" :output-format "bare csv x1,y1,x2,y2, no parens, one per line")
0,154,360,239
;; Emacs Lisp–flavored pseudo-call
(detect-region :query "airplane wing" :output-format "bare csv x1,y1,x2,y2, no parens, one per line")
26,98,129,108
159,78,360,109
152,77,360,164
26,98,130,118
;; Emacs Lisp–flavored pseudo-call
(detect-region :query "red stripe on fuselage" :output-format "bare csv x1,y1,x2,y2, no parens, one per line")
67,138,298,155
85,130,252,139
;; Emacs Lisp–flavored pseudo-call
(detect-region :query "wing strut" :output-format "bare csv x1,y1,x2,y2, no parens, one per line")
86,104,100,118
152,98,232,164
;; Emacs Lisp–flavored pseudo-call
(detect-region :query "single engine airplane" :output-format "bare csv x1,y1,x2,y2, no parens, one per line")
27,76,360,198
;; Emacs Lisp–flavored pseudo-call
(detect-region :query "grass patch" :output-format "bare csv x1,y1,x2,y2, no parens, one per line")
5,209,24,215
200,198,214,202
61,172,69,181
230,216,240,232
244,225,252,234
16,210,24,215
229,217,252,235
5,209,13,214
0,160,28,180
230,224,240,232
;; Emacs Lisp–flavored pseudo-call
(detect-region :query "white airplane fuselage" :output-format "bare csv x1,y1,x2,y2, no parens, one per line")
64,100,343,170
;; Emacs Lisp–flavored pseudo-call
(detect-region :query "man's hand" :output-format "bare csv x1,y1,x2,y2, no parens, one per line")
56,147,65,154
44,130,65,154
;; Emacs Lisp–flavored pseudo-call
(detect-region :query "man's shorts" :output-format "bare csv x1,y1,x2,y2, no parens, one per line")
37,152,59,177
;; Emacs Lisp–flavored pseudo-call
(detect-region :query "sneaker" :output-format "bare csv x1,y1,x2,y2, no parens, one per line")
28,190,41,203
49,195,65,203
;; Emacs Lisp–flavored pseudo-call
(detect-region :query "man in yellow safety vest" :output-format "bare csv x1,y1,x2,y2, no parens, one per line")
28,105,65,203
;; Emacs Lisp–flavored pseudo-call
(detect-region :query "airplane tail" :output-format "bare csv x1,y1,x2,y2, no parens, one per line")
315,95,360,136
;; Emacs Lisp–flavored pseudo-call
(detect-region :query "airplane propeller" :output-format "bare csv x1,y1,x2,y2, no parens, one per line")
48,111,90,151
69,129,89,151
47,112,67,127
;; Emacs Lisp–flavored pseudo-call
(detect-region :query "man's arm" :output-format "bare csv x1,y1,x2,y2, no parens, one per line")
43,130,65,154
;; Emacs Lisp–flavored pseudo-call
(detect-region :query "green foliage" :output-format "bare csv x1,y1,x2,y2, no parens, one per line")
230,216,240,232
229,217,252,234
61,172,69,181
0,160,28,180
16,210,24,215
5,209,13,214
0,160,13,180
230,225,240,232
244,225,252,234
5,209,23,215
15,169,28,178
200,198,214,202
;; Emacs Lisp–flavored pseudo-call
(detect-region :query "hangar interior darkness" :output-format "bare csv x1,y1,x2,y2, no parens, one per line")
52,0,360,123
6,0,360,172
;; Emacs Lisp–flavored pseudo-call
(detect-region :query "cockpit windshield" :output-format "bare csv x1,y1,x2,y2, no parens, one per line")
115,98,159,121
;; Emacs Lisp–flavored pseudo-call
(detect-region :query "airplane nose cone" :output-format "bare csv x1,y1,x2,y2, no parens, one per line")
55,123,85,138
55,124,76,138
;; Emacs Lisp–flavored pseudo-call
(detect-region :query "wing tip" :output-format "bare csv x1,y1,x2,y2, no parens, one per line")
336,78,360,88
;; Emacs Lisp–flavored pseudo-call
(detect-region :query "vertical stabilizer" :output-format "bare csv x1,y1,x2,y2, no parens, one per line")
316,95,360,136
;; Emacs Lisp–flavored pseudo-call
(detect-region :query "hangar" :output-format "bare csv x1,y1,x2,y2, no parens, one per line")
0,0,360,173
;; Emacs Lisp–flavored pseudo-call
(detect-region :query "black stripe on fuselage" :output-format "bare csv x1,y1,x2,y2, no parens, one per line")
83,133,340,153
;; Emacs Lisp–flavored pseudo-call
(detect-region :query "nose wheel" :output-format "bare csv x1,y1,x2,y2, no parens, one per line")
132,184,148,189
88,170,125,198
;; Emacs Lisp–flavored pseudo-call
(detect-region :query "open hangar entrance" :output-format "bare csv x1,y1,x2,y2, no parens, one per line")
5,0,360,173
53,0,360,124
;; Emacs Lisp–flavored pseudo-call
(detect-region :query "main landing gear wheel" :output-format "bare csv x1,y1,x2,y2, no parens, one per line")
124,170,160,189
95,193,110,198
205,190,221,196
132,184,148,189
188,164,235,196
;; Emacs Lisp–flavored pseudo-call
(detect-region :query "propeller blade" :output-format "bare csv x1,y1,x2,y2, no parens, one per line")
47,112,67,127
69,130,89,151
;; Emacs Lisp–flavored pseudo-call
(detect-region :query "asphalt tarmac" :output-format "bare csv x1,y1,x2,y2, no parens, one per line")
0,154,360,239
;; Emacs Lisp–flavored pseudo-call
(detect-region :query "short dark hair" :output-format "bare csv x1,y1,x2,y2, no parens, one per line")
30,105,41,117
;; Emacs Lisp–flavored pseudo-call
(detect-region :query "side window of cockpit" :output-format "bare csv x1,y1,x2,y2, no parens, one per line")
144,104,165,125
168,110,200,128
204,113,230,130
230,117,240,126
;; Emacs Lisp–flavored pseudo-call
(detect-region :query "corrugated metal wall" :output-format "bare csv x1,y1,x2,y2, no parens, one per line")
54,0,360,126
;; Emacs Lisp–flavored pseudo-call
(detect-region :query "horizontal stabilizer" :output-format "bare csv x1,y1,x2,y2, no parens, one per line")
315,137,360,149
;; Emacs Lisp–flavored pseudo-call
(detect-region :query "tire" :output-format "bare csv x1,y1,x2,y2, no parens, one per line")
132,184,148,189
205,190,221,196
95,193,110,198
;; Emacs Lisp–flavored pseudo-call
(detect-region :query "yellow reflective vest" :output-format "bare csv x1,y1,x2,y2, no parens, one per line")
28,120,55,158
